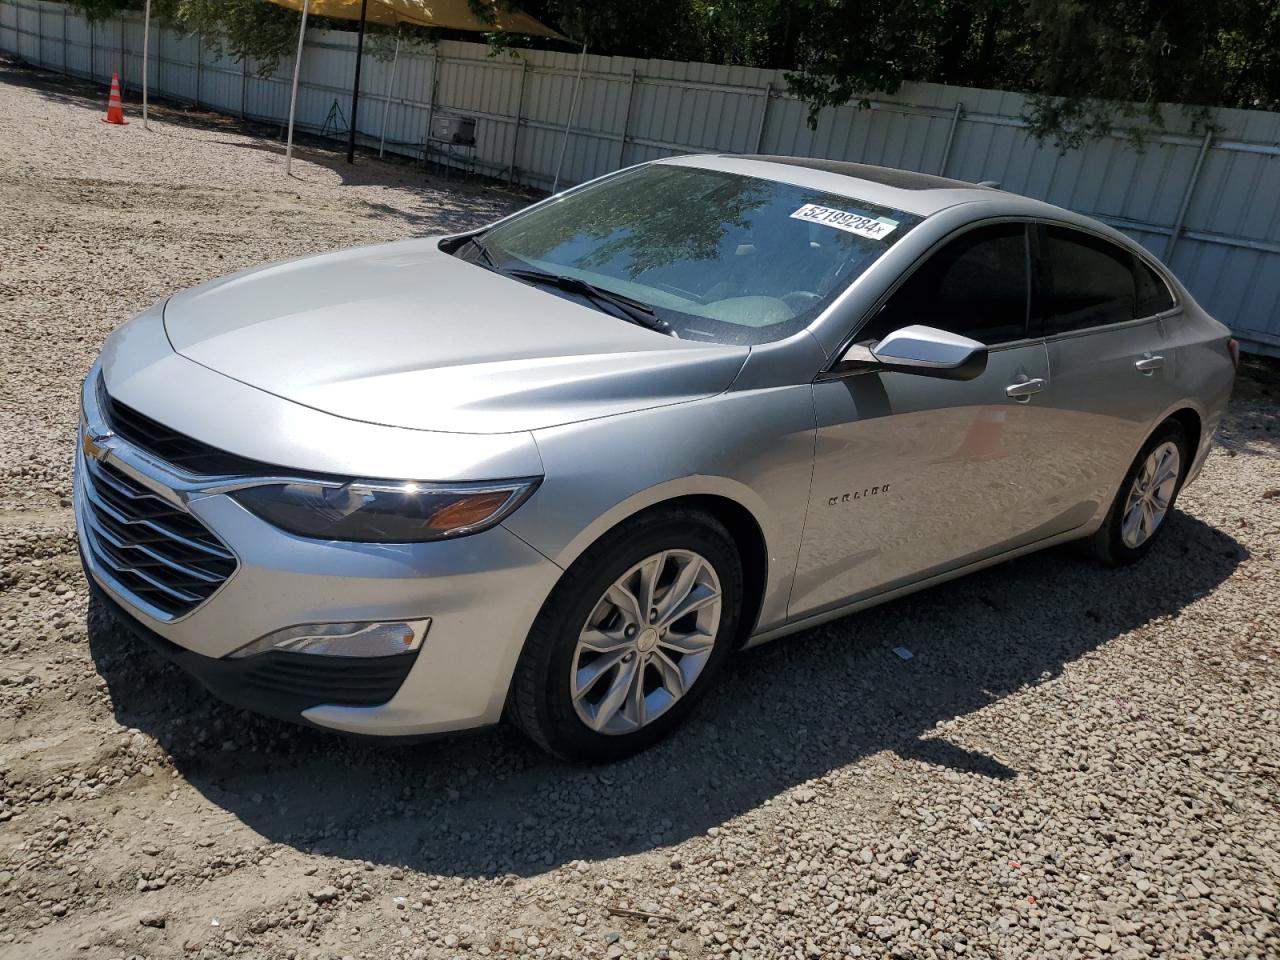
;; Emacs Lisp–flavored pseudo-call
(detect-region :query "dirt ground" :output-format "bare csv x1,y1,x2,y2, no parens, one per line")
1,58,1279,960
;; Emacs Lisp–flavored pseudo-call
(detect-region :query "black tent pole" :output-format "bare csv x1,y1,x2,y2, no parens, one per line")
346,0,370,164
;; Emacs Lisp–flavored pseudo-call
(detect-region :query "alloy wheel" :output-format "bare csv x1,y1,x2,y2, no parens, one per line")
569,550,722,735
1121,440,1181,549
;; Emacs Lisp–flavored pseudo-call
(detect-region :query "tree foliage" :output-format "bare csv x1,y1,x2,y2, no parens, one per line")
166,0,301,75
779,0,1280,145
63,0,1280,146
527,0,1280,144
67,1,438,74
1019,0,1280,147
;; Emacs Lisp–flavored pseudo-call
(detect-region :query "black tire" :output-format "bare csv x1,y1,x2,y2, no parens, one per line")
508,507,743,762
1088,419,1189,566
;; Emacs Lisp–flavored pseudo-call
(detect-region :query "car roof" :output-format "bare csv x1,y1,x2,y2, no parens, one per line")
659,153,1002,217
652,153,1155,264
737,155,983,192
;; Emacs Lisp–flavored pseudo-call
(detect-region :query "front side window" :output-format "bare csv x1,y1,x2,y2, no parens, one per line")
1040,226,1173,335
857,222,1030,346
466,164,922,345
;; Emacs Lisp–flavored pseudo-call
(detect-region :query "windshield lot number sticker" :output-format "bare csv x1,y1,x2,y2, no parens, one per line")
790,204,898,240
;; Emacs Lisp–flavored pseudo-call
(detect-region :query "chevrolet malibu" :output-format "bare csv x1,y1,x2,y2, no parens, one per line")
76,155,1237,761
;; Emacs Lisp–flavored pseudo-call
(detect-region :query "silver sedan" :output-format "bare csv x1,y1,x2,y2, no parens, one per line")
75,155,1237,760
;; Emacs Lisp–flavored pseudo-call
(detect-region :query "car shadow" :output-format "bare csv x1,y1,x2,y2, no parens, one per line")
87,510,1245,878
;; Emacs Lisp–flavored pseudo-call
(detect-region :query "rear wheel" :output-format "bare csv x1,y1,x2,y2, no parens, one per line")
509,508,742,762
1088,420,1188,566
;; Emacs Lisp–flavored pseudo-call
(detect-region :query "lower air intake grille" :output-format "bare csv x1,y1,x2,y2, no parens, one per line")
79,454,237,618
236,652,418,707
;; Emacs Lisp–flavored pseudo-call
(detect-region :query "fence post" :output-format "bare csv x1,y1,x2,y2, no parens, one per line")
142,0,150,128
1165,128,1213,261
423,47,439,162
507,59,528,184
241,55,247,119
614,69,636,170
377,34,401,158
752,81,772,153
937,101,963,176
285,1,309,175
88,15,94,78
195,31,201,107
118,16,124,90
61,2,67,73
552,45,588,193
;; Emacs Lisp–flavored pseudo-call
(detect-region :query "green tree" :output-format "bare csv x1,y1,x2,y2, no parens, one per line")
68,0,327,73
62,0,1280,146
513,0,711,59
66,1,543,74
1021,0,1280,147
783,0,946,116
168,0,302,75
782,0,1280,147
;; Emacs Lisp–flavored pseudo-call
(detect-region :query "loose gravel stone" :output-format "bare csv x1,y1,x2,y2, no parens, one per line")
0,55,1278,960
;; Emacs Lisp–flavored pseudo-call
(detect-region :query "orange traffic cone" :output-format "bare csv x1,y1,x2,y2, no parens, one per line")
102,72,128,125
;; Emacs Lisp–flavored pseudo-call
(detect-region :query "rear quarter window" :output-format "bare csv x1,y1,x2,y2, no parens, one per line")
1041,226,1177,335
1042,227,1135,334
1133,256,1176,317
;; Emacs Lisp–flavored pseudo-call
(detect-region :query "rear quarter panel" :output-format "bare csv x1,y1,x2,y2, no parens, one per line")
1164,303,1236,484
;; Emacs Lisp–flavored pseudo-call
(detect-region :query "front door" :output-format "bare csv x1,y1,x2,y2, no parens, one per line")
790,222,1088,618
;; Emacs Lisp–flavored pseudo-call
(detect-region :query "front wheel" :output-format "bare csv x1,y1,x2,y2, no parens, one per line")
508,508,742,762
1088,420,1188,566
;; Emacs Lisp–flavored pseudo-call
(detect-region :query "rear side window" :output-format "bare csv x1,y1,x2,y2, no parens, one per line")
1134,256,1175,317
1041,226,1174,335
859,222,1030,346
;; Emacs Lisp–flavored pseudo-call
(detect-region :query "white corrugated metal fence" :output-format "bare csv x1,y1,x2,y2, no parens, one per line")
3,0,1279,354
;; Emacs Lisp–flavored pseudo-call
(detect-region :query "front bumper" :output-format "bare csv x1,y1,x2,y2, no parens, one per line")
89,578,422,725
75,373,563,737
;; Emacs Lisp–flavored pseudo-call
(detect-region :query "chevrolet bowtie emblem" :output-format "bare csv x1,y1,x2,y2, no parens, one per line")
81,427,112,462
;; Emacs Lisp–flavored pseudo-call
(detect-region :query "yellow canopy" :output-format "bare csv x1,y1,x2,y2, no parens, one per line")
265,0,566,39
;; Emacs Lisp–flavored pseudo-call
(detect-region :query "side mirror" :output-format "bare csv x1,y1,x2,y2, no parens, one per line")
832,324,988,381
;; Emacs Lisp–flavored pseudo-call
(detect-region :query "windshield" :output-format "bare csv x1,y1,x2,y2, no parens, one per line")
464,164,922,345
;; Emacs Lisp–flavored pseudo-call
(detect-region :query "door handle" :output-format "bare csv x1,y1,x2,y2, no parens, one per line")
1005,377,1046,401
1135,354,1164,374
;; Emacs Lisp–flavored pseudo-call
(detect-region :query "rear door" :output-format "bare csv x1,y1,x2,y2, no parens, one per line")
1032,224,1183,514
791,221,1075,618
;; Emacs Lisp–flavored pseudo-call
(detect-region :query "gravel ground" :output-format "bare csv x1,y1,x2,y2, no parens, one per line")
2,58,1279,960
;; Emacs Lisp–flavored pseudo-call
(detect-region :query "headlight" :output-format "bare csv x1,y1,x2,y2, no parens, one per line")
231,478,539,543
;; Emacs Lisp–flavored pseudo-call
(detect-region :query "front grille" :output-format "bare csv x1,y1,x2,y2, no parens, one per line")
79,454,237,618
97,376,273,476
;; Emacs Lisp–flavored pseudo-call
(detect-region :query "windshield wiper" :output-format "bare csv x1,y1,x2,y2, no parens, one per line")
503,268,675,337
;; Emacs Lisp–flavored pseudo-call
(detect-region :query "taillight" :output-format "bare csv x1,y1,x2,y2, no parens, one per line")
1227,338,1240,370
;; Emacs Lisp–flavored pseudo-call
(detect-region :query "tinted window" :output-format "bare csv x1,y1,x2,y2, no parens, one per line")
1042,227,1139,334
471,165,921,346
858,223,1029,346
1134,256,1175,317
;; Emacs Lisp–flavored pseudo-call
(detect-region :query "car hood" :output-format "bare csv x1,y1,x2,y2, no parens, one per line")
163,238,749,434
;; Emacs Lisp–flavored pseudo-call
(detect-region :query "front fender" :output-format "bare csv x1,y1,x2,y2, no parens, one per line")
503,386,818,636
